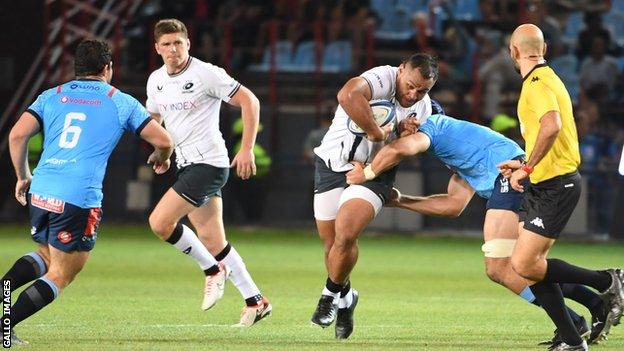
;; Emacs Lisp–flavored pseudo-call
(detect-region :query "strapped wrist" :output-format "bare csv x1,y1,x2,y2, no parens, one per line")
363,165,376,180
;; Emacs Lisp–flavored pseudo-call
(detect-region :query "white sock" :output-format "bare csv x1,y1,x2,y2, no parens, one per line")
322,287,340,300
220,246,261,299
170,224,218,271
338,288,353,308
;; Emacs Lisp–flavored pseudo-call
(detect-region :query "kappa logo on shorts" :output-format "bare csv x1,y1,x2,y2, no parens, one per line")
530,217,545,229
57,231,73,244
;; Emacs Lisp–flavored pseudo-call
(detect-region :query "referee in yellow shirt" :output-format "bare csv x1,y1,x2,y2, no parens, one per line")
497,24,624,351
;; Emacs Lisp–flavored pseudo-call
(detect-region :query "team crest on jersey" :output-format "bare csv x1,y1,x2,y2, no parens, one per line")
406,112,418,119
31,194,65,213
182,81,195,93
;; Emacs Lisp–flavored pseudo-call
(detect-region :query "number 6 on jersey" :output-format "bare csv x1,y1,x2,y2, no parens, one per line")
59,112,86,148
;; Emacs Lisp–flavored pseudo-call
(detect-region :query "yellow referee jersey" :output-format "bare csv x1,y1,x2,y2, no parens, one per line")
517,63,580,183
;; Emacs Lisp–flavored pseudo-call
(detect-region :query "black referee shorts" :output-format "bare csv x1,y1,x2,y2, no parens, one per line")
519,171,581,239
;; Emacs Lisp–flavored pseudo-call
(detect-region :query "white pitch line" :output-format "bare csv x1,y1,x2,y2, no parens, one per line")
28,323,415,329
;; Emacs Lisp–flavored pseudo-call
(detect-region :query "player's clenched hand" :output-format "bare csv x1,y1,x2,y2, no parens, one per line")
398,117,420,137
147,151,171,174
231,148,256,180
15,177,31,206
366,123,394,142
346,162,366,185
152,159,171,174
497,159,523,179
509,168,529,192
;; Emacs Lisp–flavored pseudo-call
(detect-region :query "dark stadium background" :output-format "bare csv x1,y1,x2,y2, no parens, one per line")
1,0,624,240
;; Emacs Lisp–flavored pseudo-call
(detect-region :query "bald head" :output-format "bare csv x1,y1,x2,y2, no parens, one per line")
510,24,545,56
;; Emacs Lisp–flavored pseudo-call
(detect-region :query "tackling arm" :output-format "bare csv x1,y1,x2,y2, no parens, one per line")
346,132,431,184
140,119,174,174
395,174,475,217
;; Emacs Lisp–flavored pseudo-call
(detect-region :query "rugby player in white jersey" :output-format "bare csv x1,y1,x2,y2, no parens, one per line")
310,53,442,338
145,19,270,327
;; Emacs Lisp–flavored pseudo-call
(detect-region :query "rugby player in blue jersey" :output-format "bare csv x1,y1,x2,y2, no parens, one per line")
3,39,173,345
346,114,610,345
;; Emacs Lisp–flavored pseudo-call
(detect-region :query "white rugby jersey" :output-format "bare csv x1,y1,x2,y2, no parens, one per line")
314,65,434,172
146,57,240,168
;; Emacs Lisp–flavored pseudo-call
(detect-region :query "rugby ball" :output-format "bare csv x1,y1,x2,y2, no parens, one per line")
347,100,396,136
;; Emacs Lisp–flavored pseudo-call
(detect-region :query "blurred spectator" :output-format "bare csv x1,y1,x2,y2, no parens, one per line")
576,98,619,232
477,34,521,121
579,37,620,103
576,11,612,60
228,117,272,223
405,12,445,55
196,31,217,63
524,0,564,54
303,101,335,165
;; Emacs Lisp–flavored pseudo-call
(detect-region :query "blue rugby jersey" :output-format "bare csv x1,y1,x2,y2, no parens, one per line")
418,114,525,199
27,79,151,208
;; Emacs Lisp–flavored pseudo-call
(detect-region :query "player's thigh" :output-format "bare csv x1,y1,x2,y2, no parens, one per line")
151,188,196,225
313,155,347,222
512,228,555,267
46,244,90,289
335,185,380,240
483,209,519,241
316,219,337,250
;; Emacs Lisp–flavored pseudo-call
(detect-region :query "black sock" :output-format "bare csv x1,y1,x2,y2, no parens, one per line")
530,282,583,346
530,293,583,324
165,223,183,244
2,253,47,292
340,281,351,298
325,277,344,294
561,283,604,317
244,294,263,307
11,278,58,326
214,243,232,262
545,258,611,292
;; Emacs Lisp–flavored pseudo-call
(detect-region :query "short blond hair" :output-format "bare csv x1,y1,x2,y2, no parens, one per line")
154,18,188,42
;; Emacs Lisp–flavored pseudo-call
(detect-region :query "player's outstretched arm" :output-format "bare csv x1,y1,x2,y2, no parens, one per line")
140,119,174,174
9,111,40,205
228,85,260,180
346,132,431,184
393,174,475,217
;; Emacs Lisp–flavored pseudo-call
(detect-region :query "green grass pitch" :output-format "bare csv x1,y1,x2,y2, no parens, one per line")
1,224,623,350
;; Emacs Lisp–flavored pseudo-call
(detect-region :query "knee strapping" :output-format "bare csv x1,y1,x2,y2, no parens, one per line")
481,239,516,258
